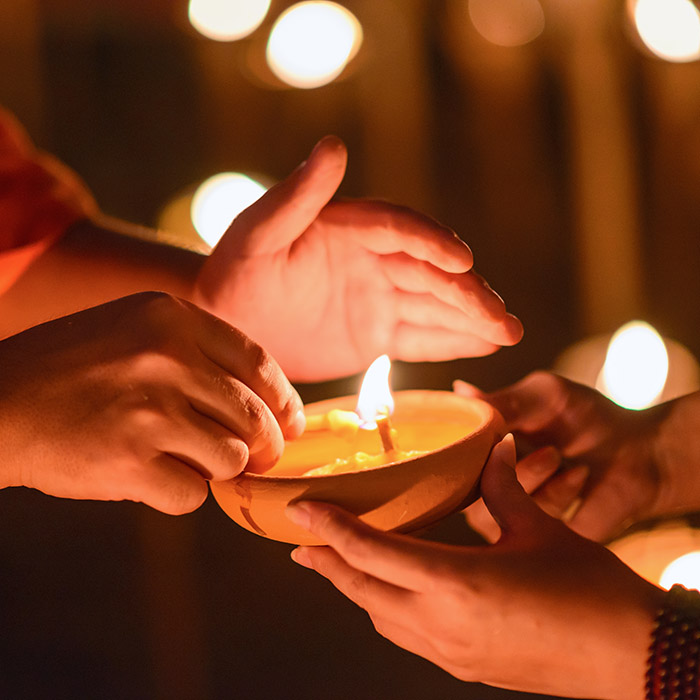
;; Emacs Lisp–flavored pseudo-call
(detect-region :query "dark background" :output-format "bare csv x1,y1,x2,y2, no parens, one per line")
2,0,699,698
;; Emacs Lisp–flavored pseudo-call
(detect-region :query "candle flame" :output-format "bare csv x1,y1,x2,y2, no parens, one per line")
659,551,700,591
356,355,394,429
596,321,669,410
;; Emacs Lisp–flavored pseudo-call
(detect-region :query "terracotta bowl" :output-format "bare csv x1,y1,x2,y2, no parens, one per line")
210,390,504,545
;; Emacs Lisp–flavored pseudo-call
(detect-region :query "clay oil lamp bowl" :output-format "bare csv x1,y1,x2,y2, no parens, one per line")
210,356,504,546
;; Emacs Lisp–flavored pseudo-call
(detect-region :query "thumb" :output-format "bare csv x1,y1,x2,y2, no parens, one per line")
480,434,545,534
219,135,347,257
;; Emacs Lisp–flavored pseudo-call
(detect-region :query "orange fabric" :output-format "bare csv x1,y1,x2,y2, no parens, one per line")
0,108,97,295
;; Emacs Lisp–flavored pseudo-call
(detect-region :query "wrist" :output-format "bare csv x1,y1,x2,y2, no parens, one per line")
652,392,700,517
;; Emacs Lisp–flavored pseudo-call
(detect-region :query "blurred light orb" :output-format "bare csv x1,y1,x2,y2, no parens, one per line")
266,1,363,89
191,173,267,248
660,551,700,591
467,0,545,48
188,0,271,42
632,0,700,62
598,321,669,410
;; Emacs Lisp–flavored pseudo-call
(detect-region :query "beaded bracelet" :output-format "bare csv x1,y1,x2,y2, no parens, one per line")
646,584,700,700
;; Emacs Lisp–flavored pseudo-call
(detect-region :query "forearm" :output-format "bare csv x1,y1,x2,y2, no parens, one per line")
0,217,204,338
652,391,700,516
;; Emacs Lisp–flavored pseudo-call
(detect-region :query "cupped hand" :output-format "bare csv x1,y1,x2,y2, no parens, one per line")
194,136,522,382
455,372,663,542
286,435,663,700
0,292,304,514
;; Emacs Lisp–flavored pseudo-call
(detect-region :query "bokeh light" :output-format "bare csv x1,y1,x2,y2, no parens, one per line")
266,1,363,89
188,0,271,42
597,321,669,410
660,551,700,591
632,0,700,62
190,173,267,248
467,0,545,48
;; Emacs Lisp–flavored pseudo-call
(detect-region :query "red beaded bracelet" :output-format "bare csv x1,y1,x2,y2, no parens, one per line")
646,584,700,700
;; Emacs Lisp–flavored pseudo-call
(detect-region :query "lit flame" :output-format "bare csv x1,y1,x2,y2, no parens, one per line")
632,0,700,63
188,0,271,42
659,551,700,591
266,1,363,89
190,172,268,248
597,321,669,410
355,355,394,429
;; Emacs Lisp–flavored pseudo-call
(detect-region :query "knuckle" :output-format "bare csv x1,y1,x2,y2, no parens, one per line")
126,402,166,434
137,290,183,316
335,528,370,563
240,393,270,437
247,342,277,384
370,615,392,640
130,350,183,380
346,571,371,603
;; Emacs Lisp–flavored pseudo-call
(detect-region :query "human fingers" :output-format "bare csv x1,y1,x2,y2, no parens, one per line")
293,546,445,669
129,453,209,515
393,290,522,347
187,301,305,441
155,400,250,481
567,484,639,542
465,446,561,542
291,546,415,615
322,199,474,273
382,255,522,344
532,464,589,521
460,371,572,434
392,324,501,361
220,135,347,257
185,361,285,474
285,502,452,591
479,434,551,535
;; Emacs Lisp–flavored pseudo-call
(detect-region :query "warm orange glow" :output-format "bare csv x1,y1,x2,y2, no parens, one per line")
596,321,669,410
355,355,394,428
266,1,363,89
188,0,271,42
468,0,545,48
190,173,267,248
660,551,700,591
632,0,700,62
609,521,700,587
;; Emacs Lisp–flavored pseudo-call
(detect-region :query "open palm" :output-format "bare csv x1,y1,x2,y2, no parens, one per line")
195,137,522,382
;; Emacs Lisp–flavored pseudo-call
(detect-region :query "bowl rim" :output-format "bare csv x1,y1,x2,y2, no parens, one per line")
229,391,498,484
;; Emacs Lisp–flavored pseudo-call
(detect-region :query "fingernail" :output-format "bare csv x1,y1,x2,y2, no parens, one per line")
492,433,516,468
287,409,306,440
290,547,313,568
285,502,311,530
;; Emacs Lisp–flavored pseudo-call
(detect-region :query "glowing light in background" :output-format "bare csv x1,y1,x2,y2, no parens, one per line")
660,551,700,590
632,0,700,62
190,173,267,248
266,1,363,89
597,321,669,410
609,522,700,590
467,0,545,48
188,0,271,42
